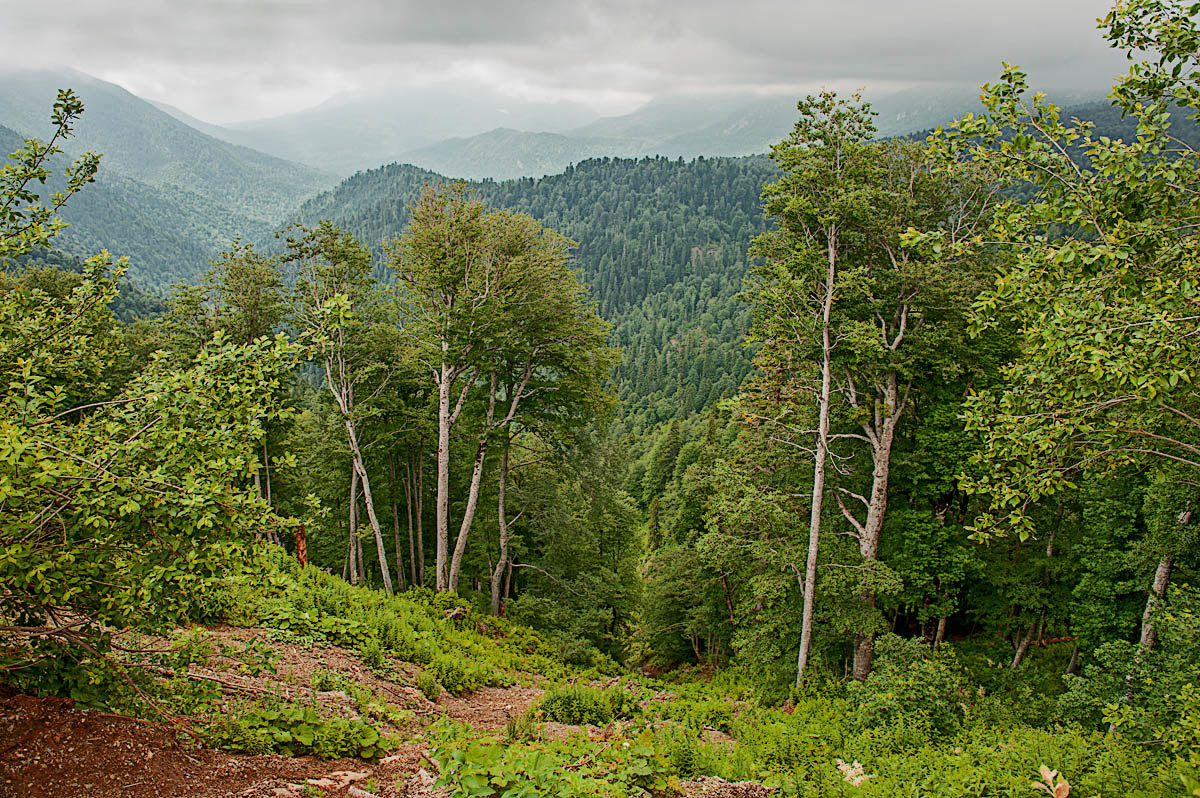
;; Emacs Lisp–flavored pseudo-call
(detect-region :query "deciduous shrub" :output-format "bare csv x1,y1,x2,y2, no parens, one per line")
848,634,972,736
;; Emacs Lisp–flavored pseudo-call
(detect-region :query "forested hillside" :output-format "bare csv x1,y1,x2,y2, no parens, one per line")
293,155,777,428
3,2,1200,795
0,70,334,285
0,69,334,220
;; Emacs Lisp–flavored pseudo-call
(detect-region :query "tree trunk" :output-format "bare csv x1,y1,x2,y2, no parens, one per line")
320,352,394,595
389,453,405,590
1011,615,1040,669
404,457,417,588
1139,554,1174,650
448,373,499,592
1111,553,1176,732
435,363,453,591
448,432,489,592
346,418,394,595
296,523,307,568
347,465,360,584
849,374,902,682
416,452,425,587
720,573,737,633
503,558,513,609
1065,643,1080,675
933,614,948,652
356,504,367,586
796,224,836,690
490,436,512,616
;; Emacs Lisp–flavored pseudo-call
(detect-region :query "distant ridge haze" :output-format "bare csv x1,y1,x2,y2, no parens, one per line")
135,77,1105,180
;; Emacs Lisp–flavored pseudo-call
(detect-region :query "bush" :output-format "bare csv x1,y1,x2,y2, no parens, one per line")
537,684,640,726
207,705,391,760
417,670,442,702
684,699,735,733
847,634,972,737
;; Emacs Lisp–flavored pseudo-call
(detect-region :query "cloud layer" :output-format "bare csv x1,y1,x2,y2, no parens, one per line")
2,0,1127,124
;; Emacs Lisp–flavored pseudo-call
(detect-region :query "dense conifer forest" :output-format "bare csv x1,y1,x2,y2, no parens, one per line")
2,2,1200,796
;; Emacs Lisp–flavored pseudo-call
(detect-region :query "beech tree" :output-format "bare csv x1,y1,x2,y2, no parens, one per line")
743,92,880,686
928,0,1200,658
746,94,996,682
288,221,397,595
390,184,614,593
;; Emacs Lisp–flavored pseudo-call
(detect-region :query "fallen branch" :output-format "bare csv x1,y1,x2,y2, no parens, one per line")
564,741,610,771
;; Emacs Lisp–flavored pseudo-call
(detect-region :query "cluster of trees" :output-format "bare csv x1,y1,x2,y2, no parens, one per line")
632,0,1200,733
295,156,778,429
152,187,632,646
0,93,635,673
4,4,1198,753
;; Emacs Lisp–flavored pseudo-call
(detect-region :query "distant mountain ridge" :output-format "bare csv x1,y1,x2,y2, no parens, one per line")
0,69,336,284
0,69,335,222
390,87,1107,181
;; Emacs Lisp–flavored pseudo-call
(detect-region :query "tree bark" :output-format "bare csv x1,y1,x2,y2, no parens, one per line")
296,523,307,568
796,224,836,690
346,417,394,595
1065,643,1080,675
416,451,425,587
842,370,904,682
933,614,948,652
347,465,360,584
404,457,416,587
448,372,499,592
490,435,512,616
1011,615,1040,669
1139,554,1174,650
321,352,394,595
1111,553,1176,732
389,453,405,590
435,362,453,591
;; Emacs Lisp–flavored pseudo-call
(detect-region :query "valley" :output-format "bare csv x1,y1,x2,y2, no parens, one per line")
2,2,1200,795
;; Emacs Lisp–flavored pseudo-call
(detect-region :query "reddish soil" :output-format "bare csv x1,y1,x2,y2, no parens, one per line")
0,622,532,798
439,685,542,731
0,627,773,798
0,691,439,798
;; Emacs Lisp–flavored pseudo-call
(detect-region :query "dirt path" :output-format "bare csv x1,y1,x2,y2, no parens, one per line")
0,691,438,798
439,684,542,731
0,622,542,798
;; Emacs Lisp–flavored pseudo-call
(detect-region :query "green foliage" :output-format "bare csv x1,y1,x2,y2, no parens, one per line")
535,683,640,726
417,670,443,701
429,721,669,798
245,549,560,688
847,635,972,737
207,704,392,760
297,156,776,427
0,95,303,695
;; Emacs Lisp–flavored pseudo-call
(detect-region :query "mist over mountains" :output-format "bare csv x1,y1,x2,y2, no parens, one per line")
1,67,1110,284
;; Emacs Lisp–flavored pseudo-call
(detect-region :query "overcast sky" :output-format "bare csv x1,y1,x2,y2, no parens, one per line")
3,0,1127,125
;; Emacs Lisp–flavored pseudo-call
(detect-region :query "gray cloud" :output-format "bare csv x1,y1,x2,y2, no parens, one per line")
1,0,1127,123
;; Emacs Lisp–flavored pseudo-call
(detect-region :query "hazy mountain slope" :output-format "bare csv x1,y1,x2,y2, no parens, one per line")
398,128,644,180
2,93,274,285
385,87,1049,181
147,98,240,141
289,155,777,427
51,168,271,286
223,84,601,176
0,122,21,156
0,69,335,221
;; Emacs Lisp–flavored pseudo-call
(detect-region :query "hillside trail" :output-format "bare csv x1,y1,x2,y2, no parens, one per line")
0,625,775,798
0,626,546,798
